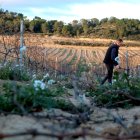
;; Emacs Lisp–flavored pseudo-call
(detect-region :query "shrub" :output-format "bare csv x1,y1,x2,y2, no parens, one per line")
0,63,30,81
0,81,74,113
88,72,140,108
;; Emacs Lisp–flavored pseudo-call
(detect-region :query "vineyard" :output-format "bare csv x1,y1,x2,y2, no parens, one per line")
1,34,140,78
0,34,140,140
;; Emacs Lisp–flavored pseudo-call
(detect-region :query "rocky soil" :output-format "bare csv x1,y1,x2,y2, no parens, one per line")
0,106,140,140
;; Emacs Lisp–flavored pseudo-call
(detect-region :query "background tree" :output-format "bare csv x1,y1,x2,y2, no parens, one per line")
62,24,73,36
80,19,90,36
0,8,140,40
41,22,49,33
54,21,64,35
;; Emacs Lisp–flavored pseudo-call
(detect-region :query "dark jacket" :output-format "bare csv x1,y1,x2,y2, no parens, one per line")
103,43,119,66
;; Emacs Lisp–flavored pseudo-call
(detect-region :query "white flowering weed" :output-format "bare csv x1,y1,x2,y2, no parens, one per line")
47,79,55,85
33,80,46,91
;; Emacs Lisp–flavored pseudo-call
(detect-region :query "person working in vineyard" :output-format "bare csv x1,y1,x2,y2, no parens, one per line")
101,38,123,85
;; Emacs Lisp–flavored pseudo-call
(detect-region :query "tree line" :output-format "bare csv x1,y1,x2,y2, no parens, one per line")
0,8,140,40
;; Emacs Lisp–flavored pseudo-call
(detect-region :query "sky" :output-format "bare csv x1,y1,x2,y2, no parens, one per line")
1,0,140,23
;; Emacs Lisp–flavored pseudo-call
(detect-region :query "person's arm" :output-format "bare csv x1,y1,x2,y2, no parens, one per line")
111,48,118,66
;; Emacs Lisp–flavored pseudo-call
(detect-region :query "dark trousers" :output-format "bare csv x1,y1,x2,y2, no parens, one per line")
101,63,114,85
